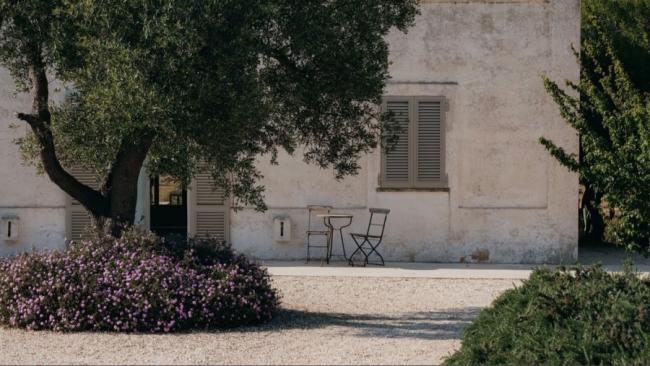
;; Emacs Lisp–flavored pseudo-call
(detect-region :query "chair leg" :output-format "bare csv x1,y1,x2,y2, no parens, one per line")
366,240,385,266
325,232,332,265
364,239,373,267
352,238,368,267
348,235,367,266
371,247,385,266
307,233,333,264
339,228,347,260
326,231,333,264
354,246,369,266
306,234,311,263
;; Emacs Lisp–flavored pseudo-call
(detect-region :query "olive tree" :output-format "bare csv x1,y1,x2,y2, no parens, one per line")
0,0,418,234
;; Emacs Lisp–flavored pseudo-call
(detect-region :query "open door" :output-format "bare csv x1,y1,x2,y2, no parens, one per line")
149,175,187,239
187,171,229,242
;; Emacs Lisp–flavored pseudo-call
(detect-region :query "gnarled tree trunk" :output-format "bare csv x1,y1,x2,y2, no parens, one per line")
104,134,154,236
16,49,152,237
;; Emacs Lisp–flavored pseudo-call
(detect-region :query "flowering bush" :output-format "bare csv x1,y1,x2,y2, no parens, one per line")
0,229,279,332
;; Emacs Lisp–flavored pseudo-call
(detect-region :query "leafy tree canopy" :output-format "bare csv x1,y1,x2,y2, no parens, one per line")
0,0,418,229
542,0,650,255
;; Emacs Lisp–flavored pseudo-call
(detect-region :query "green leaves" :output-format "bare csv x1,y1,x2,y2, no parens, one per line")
1,0,419,213
542,0,650,255
0,0,61,90
445,266,650,365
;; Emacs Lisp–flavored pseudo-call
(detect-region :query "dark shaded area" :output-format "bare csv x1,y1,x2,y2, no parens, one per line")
234,307,482,341
149,175,187,238
579,240,650,266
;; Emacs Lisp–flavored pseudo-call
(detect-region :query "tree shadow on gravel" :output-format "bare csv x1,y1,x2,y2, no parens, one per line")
240,307,482,341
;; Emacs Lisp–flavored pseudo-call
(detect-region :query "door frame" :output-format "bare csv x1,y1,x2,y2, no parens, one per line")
137,167,230,241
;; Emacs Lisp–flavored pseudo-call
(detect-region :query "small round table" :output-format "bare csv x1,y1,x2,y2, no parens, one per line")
317,214,353,263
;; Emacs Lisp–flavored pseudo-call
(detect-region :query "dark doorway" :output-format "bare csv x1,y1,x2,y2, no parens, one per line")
150,175,187,239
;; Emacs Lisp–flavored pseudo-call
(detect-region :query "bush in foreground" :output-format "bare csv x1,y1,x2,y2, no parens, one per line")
0,229,279,332
445,265,650,365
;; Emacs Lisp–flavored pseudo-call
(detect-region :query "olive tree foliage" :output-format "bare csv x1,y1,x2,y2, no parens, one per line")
542,0,650,255
0,0,418,233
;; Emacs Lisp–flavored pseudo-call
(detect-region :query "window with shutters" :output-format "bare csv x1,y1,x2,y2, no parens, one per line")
380,96,447,189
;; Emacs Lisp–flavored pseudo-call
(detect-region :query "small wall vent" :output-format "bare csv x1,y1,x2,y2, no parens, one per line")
2,214,20,242
273,216,291,242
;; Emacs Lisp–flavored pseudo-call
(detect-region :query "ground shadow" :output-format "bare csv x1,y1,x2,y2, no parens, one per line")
579,241,650,266
234,307,482,341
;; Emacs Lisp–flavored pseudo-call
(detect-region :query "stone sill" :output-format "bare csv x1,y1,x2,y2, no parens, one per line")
376,187,450,192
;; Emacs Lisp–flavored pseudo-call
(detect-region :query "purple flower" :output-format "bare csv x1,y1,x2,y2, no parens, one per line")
0,228,278,332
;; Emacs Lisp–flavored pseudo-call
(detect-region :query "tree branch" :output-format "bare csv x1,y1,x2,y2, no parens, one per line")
15,53,110,218
15,112,39,126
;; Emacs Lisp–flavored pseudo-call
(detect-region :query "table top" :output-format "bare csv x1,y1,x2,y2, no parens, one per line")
317,214,353,218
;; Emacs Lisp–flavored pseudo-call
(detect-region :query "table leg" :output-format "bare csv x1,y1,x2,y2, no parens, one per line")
327,228,334,264
323,217,334,264
338,228,348,260
322,216,352,264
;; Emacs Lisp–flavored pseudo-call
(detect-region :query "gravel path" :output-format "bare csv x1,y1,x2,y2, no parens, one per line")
0,276,517,365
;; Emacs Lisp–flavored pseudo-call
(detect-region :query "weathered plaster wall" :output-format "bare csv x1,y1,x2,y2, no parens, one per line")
231,0,580,263
0,70,68,256
0,0,580,263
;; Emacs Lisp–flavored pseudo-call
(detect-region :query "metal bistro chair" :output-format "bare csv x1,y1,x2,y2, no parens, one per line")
306,205,332,263
349,208,390,266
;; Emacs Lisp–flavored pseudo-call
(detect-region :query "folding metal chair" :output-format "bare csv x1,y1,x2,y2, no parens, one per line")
306,205,332,262
348,208,390,266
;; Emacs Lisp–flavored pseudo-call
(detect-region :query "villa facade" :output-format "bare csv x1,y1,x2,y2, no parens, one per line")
0,0,580,263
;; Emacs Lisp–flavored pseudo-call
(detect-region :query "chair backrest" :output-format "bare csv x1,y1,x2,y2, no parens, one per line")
365,208,390,237
307,205,332,232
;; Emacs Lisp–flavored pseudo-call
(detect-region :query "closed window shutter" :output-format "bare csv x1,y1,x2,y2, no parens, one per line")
66,166,100,241
416,100,443,184
189,171,229,241
383,100,410,185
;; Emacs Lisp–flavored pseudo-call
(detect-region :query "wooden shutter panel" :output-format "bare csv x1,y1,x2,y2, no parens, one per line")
189,171,229,241
383,100,411,185
66,166,100,241
416,99,443,184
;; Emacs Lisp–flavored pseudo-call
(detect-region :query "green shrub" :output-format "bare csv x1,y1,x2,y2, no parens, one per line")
445,265,650,366
542,0,650,255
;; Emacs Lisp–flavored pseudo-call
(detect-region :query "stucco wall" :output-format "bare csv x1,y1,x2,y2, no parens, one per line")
231,0,580,263
0,70,68,256
0,0,580,263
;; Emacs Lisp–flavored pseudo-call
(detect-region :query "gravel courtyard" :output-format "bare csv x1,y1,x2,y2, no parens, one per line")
0,276,517,365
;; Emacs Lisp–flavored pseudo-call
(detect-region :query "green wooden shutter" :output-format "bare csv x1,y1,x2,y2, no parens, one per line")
66,166,100,241
383,99,411,186
415,99,444,185
188,171,229,241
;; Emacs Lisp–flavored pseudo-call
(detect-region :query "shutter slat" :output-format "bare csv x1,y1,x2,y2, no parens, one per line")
192,168,228,241
70,209,93,240
196,211,226,240
196,172,225,205
417,101,443,182
385,101,410,182
67,166,99,241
